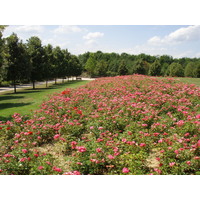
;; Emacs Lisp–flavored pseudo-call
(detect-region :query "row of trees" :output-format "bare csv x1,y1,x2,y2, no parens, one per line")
0,27,82,92
79,51,200,78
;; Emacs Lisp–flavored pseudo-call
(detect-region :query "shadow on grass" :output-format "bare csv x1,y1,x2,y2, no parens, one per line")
0,115,12,121
0,102,33,110
0,95,25,101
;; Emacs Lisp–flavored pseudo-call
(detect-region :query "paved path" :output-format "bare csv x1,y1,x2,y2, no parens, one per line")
0,78,95,93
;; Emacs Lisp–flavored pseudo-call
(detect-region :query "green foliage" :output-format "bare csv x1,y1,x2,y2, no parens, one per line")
168,62,184,77
27,36,45,88
43,44,54,81
184,62,194,77
118,60,128,75
6,33,31,92
148,59,161,76
193,63,200,78
85,53,96,77
0,26,7,84
184,62,198,77
133,59,150,75
95,60,108,77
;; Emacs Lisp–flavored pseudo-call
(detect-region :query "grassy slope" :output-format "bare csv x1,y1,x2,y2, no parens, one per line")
174,77,200,86
157,77,200,86
0,80,89,121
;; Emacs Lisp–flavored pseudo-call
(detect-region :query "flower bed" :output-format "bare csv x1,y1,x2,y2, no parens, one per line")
0,75,199,175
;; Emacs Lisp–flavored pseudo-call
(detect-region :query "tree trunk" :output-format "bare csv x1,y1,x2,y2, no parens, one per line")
33,81,35,89
62,78,64,83
13,79,17,93
55,78,57,84
46,80,48,88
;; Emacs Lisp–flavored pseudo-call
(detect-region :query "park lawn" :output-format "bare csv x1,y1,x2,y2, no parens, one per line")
157,77,200,86
0,80,89,121
174,77,200,86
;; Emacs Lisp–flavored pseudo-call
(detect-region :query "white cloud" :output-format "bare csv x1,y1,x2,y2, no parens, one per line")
54,25,86,34
15,25,44,33
3,25,44,38
148,25,200,45
83,32,104,40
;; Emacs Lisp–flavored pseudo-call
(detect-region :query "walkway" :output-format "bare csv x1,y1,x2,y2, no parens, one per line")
0,78,95,93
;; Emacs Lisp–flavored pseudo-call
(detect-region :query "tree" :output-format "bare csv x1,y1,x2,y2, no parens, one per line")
168,62,184,77
27,36,45,89
43,44,54,87
0,25,7,85
6,33,31,93
70,55,82,78
95,60,108,77
118,60,128,75
160,63,169,76
52,46,65,84
133,59,149,75
85,53,96,77
184,62,195,77
62,49,72,80
193,63,200,78
148,59,161,76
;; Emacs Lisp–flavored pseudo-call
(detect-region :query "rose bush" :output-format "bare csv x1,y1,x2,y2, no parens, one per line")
0,75,199,175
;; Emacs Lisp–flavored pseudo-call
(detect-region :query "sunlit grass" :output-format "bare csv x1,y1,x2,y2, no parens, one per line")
0,80,89,121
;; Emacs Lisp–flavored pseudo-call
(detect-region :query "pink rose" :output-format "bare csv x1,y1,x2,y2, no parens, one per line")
38,166,44,170
107,155,115,159
22,149,28,153
140,143,146,147
169,162,175,167
96,148,102,153
122,168,130,173
53,167,62,172
186,161,191,165
76,146,87,152
53,134,60,140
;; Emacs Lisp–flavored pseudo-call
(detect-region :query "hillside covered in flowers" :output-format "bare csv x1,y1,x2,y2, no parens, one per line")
0,75,199,175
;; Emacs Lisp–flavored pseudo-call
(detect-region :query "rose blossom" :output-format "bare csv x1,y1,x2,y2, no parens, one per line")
122,168,130,173
38,166,44,170
22,149,28,153
169,162,176,167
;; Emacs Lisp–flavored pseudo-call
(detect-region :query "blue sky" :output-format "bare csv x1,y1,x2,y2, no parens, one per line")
2,25,200,58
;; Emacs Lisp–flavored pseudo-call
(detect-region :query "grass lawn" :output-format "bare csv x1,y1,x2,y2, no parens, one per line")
157,77,200,87
173,77,200,86
0,80,89,121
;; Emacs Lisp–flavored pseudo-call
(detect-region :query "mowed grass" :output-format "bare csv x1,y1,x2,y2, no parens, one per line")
174,77,200,86
157,77,200,86
0,80,89,121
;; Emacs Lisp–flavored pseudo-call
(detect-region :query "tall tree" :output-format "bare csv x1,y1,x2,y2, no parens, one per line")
43,44,54,87
85,53,96,77
0,25,7,85
148,59,161,76
133,58,149,75
6,33,30,93
193,63,200,78
184,62,195,77
52,46,65,84
95,60,108,77
118,60,128,75
27,36,45,89
70,55,82,78
168,62,184,77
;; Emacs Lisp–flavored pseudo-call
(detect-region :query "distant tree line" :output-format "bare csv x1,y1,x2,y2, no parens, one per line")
0,26,82,92
79,51,200,78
